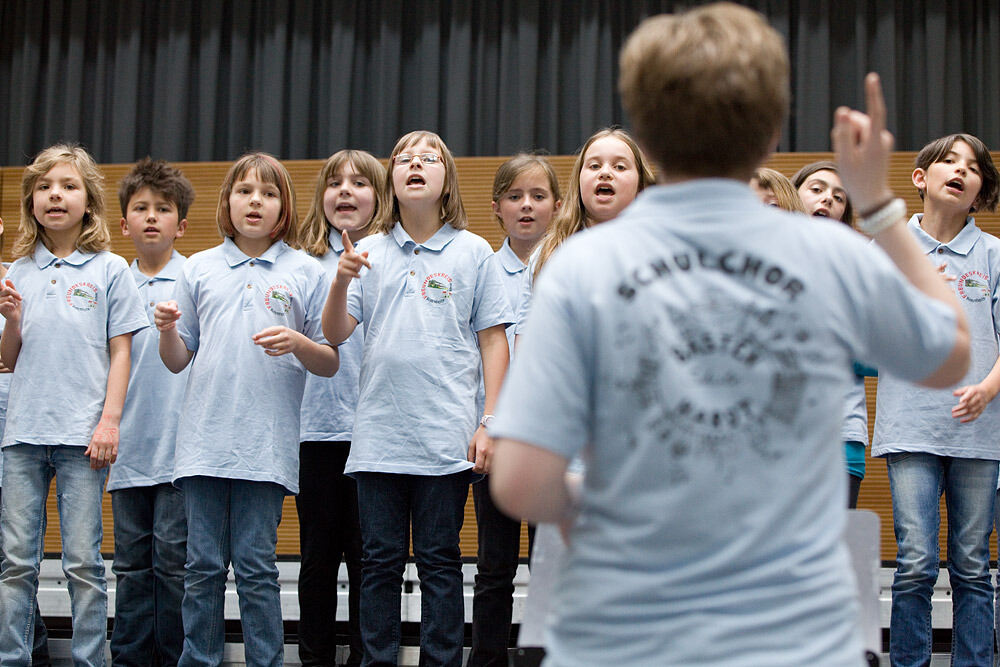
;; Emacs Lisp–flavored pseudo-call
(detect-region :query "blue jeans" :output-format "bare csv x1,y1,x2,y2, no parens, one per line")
0,444,108,667
354,471,470,667
177,476,285,667
0,486,52,666
887,453,997,667
110,483,187,666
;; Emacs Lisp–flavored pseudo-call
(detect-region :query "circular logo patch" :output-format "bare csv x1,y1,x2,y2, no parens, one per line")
957,270,990,303
65,282,98,311
264,284,293,315
421,273,453,303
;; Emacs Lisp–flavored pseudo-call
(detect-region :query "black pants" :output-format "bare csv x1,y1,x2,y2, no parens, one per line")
468,475,535,667
848,473,862,509
296,443,363,666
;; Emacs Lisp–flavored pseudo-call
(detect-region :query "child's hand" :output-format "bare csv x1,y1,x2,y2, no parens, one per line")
154,300,182,331
337,230,372,283
831,73,896,215
938,263,957,283
951,383,997,423
252,326,306,356
468,426,493,474
85,418,119,470
0,279,23,323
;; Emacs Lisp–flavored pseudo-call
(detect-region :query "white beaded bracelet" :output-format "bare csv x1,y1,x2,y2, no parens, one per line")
857,198,906,235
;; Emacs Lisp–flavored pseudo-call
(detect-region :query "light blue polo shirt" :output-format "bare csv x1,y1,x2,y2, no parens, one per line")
2,246,148,449
492,181,957,666
494,238,528,353
0,311,11,481
108,252,189,491
300,230,362,443
171,239,329,494
345,222,513,475
873,214,1000,459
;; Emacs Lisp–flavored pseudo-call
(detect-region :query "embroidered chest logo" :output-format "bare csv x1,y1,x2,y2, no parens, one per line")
65,282,99,311
264,284,293,315
421,273,453,303
957,270,990,303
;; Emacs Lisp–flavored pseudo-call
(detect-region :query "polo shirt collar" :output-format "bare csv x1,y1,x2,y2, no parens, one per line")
131,250,185,285
329,228,346,253
222,237,287,266
497,238,527,274
390,221,459,251
909,214,981,256
33,244,96,269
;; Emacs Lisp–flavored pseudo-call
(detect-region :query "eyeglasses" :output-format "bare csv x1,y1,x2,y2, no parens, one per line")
394,153,441,165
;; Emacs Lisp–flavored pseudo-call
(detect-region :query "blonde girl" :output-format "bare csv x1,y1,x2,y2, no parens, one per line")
156,153,338,667
469,154,560,665
323,131,512,667
534,128,655,278
0,144,147,667
750,167,807,213
294,150,387,666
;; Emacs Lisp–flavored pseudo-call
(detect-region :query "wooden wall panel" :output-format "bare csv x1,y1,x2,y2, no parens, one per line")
2,152,998,562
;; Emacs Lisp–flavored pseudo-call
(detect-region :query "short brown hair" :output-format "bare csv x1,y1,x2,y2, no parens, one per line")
914,134,999,213
491,154,562,230
378,130,466,234
118,157,195,219
297,150,389,256
217,153,298,244
17,143,110,258
619,3,789,179
752,167,806,214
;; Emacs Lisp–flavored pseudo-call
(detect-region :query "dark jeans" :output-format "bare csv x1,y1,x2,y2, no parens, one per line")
468,475,535,667
0,485,53,666
110,483,187,667
296,443,363,666
354,471,470,667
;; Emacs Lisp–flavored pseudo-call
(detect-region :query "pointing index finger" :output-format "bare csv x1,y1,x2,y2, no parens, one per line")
865,73,887,137
342,230,355,254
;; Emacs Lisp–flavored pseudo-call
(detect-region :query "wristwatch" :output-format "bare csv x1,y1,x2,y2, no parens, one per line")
480,414,495,428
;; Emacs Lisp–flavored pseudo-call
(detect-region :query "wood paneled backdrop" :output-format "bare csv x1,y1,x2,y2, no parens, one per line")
1,152,998,563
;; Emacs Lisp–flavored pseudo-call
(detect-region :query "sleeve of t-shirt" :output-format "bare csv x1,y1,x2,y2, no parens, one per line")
850,242,957,384
471,248,514,333
490,253,594,461
106,255,150,339
174,265,200,353
345,239,366,326
302,263,330,345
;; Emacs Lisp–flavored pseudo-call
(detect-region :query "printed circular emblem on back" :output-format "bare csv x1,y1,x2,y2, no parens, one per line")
66,282,99,311
957,270,989,303
421,273,453,303
264,284,293,315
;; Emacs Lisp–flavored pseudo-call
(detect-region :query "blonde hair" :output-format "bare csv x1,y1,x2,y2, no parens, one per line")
534,128,655,278
619,3,789,179
16,144,111,258
751,167,806,214
217,153,298,245
492,154,562,230
297,150,389,256
377,130,466,234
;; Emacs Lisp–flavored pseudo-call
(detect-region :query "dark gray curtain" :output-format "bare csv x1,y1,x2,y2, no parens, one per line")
2,0,999,165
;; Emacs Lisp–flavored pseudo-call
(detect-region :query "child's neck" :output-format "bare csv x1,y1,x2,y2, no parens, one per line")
135,246,175,277
233,234,277,258
44,228,83,258
919,200,970,245
509,236,540,264
399,207,444,245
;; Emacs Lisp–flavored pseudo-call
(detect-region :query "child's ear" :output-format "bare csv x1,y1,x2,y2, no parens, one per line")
120,217,130,237
554,198,563,211
491,201,500,219
176,218,188,239
911,167,927,192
